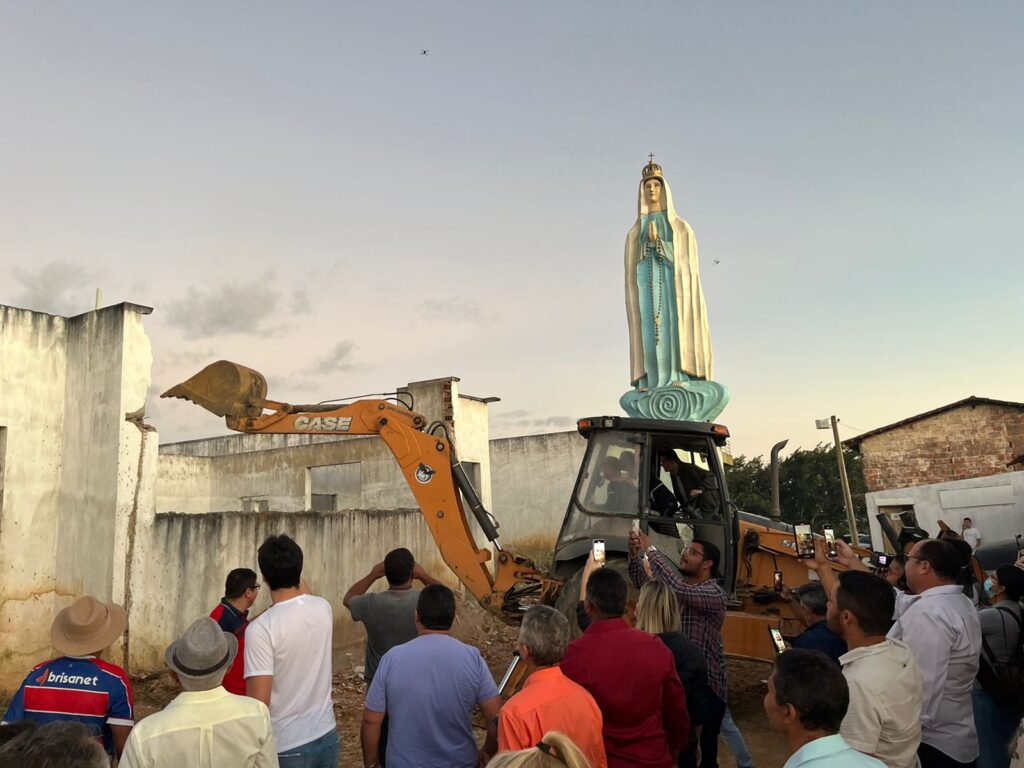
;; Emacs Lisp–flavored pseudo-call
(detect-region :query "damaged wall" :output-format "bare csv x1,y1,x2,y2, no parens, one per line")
0,303,155,692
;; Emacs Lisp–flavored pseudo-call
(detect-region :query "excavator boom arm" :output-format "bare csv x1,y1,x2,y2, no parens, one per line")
162,361,546,621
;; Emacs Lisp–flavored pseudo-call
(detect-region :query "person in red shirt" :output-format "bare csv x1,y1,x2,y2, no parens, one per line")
498,606,606,768
560,567,689,768
209,568,260,696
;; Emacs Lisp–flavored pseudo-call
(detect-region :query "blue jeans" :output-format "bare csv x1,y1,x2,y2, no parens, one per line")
278,729,340,768
721,708,755,768
974,686,1022,768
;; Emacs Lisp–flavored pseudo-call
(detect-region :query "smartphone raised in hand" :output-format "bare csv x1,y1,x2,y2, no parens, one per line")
592,539,606,566
773,570,784,593
769,627,788,655
823,526,837,559
794,523,815,559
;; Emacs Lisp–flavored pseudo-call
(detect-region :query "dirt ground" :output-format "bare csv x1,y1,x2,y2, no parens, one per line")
133,599,790,768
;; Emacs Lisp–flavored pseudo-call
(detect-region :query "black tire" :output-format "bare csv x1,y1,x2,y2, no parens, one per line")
553,557,639,639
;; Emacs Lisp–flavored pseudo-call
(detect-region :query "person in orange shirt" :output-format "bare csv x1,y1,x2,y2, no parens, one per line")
498,606,607,768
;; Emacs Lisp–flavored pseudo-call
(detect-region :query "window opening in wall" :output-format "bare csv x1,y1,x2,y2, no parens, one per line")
242,497,270,513
308,463,362,511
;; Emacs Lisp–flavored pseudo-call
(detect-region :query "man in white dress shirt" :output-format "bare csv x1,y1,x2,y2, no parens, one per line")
890,538,981,768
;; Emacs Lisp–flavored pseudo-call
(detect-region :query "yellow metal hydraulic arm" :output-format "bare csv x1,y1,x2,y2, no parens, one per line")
162,361,547,622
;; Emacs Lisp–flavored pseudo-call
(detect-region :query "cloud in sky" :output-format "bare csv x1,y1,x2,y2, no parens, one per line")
313,340,359,375
11,261,100,317
165,278,283,339
419,297,486,324
493,409,575,430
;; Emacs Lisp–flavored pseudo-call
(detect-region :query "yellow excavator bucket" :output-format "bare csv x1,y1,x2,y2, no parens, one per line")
161,360,268,420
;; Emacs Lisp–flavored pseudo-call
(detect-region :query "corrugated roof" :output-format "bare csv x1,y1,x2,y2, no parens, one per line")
844,396,1024,449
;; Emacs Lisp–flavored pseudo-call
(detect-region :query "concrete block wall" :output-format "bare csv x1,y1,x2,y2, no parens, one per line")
0,303,155,692
860,404,1024,492
127,508,457,672
489,431,587,562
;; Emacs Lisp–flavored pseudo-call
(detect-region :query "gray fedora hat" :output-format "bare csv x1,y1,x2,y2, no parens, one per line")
165,617,238,688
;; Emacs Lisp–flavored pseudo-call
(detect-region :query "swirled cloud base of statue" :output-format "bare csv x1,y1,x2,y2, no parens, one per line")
620,378,730,423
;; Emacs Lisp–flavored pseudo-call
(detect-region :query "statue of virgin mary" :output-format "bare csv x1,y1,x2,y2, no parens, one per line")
624,157,713,388
621,157,727,422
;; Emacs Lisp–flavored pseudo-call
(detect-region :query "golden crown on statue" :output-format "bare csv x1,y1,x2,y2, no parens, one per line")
641,154,664,182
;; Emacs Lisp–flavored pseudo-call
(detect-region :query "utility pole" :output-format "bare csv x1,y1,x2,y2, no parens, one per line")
817,416,858,541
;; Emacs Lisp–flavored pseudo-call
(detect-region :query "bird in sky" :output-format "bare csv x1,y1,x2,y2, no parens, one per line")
420,49,429,55
713,259,721,265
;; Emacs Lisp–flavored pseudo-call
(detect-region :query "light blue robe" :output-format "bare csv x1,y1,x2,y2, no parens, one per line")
636,211,684,388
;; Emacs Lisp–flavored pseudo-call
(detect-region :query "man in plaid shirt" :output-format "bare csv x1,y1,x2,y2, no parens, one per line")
630,530,728,768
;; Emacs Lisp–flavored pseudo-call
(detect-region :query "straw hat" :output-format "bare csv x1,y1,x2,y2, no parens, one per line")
51,596,127,656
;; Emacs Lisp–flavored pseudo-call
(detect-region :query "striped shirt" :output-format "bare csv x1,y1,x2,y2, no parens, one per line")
629,550,728,700
2,656,134,755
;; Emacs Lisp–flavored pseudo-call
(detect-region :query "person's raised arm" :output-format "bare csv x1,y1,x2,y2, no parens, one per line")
412,562,441,587
834,539,869,573
807,539,838,596
343,562,386,611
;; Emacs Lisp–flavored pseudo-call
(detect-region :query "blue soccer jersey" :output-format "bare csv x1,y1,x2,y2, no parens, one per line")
2,656,134,755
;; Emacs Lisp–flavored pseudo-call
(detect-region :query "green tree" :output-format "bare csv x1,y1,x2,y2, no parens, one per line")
724,444,868,539
724,455,772,517
779,443,868,538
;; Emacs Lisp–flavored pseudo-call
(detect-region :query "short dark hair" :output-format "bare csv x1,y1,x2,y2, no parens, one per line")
384,548,415,586
585,567,628,618
417,584,456,630
0,720,36,746
963,517,972,523
835,571,895,635
224,568,258,599
996,565,1024,601
772,649,849,733
916,539,964,580
693,539,722,578
0,721,108,768
257,535,303,590
658,449,680,465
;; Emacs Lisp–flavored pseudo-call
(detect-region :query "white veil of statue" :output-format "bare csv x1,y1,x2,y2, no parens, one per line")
624,159,713,386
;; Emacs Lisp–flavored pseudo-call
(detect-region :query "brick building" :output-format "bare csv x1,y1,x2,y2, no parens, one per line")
847,396,1024,493
847,397,1024,549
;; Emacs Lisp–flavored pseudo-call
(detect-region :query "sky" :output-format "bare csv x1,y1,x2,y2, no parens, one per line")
1,2,1022,459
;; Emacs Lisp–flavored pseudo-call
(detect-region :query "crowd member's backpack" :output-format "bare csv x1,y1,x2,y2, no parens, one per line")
977,604,1024,710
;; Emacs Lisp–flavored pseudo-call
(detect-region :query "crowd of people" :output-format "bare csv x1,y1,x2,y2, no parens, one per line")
1,521,1023,768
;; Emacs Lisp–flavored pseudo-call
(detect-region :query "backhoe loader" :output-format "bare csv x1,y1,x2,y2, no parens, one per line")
163,360,860,661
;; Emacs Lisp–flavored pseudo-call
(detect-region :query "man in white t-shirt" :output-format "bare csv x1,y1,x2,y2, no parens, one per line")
245,534,338,767
961,518,982,552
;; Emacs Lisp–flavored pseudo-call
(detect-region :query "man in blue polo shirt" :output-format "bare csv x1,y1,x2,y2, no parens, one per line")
2,595,134,759
764,649,884,768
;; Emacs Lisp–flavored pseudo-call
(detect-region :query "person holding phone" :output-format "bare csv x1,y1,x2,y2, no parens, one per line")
628,529,728,768
809,541,924,768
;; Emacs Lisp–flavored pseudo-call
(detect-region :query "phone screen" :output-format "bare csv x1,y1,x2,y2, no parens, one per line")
592,539,606,566
769,628,787,655
773,571,784,592
794,523,814,559
824,526,837,558
631,519,641,534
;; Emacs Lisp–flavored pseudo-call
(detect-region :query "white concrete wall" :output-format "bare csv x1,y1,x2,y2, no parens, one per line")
489,431,587,560
127,508,459,671
866,470,1024,550
0,303,156,692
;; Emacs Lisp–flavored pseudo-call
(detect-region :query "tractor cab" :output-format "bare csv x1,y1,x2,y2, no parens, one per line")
551,416,737,595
